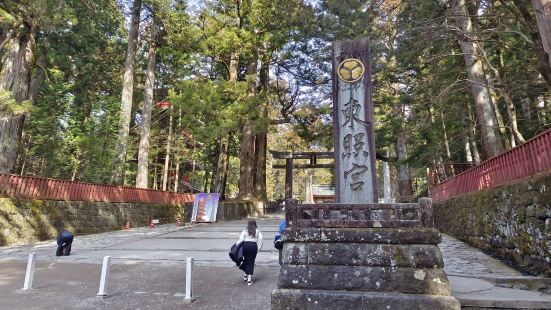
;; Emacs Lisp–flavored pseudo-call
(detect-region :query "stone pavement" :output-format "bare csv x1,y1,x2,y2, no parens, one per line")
0,216,282,267
441,234,551,309
0,215,283,310
1,215,551,309
0,261,278,309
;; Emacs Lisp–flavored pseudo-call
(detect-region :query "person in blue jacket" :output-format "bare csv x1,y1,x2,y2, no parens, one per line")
274,219,286,265
56,230,74,256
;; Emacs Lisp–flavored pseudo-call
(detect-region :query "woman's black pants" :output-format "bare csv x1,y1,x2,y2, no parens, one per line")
241,241,258,275
56,234,73,256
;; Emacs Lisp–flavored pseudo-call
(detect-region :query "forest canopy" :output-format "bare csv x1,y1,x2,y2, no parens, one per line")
0,0,549,201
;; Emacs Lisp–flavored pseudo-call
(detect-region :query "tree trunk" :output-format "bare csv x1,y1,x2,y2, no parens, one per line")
238,123,256,200
304,169,314,203
521,97,533,122
173,159,180,192
484,46,527,146
538,95,548,126
212,136,230,198
19,134,30,175
237,54,258,200
153,155,158,190
0,23,35,102
161,106,173,191
203,171,210,193
395,107,412,202
520,96,534,135
440,111,451,160
190,147,197,192
70,149,81,181
0,22,36,173
396,144,412,201
487,78,511,149
136,22,157,189
0,114,24,173
29,51,44,104
466,103,482,164
253,55,269,201
533,0,551,67
173,107,182,192
383,151,393,203
496,50,526,145
254,131,267,200
462,112,474,163
451,0,505,157
502,92,526,146
211,52,239,198
112,0,142,184
229,51,239,81
512,0,551,86
428,105,447,179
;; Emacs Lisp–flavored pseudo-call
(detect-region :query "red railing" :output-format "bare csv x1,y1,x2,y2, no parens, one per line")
431,128,551,203
0,174,194,205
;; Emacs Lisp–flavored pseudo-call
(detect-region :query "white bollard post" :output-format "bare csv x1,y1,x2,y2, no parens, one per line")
22,252,37,290
185,257,194,302
97,256,111,297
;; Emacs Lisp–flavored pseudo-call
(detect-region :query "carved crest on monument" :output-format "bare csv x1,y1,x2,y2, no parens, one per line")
337,58,365,83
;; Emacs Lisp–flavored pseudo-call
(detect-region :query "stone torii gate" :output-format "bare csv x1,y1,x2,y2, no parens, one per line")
270,151,333,200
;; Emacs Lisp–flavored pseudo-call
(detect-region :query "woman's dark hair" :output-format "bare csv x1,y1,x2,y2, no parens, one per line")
247,219,257,237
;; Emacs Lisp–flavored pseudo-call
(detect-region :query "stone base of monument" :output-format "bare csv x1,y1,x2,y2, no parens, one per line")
271,198,461,310
272,290,460,309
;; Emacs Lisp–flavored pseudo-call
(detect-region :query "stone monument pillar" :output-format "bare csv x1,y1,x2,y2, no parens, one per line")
271,38,460,310
332,38,378,203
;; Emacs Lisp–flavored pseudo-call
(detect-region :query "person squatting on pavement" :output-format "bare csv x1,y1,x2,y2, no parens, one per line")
274,219,286,265
56,229,74,256
236,219,263,285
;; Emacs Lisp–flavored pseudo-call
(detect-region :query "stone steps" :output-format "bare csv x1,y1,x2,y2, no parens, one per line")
481,275,551,294
450,276,551,309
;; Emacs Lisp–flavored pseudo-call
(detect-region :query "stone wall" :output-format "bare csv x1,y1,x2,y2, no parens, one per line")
433,172,551,276
0,197,188,246
216,200,266,221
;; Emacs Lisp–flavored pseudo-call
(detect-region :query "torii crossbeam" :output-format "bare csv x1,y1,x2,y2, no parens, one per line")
270,151,334,199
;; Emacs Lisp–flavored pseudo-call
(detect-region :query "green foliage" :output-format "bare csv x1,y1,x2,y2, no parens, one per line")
0,90,32,115
3,0,549,200
11,0,125,180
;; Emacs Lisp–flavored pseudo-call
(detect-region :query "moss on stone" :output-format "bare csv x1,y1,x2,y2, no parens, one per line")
434,173,551,276
0,196,184,246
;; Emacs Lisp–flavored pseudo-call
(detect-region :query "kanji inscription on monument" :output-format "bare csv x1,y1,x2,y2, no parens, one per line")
332,38,378,203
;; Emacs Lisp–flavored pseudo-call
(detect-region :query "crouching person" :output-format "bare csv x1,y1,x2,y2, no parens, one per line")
274,219,286,265
56,230,74,256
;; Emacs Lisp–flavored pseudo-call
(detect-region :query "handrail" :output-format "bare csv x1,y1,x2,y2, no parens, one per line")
0,173,194,204
431,128,551,203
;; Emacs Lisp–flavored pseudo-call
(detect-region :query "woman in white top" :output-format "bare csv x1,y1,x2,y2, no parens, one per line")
237,219,263,285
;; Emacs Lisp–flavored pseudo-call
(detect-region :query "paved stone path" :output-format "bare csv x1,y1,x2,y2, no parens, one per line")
441,234,522,278
0,216,281,267
2,215,551,309
440,234,551,309
0,216,283,310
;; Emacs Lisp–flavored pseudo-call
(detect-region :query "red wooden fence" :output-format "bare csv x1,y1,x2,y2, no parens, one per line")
431,128,551,203
0,174,194,204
